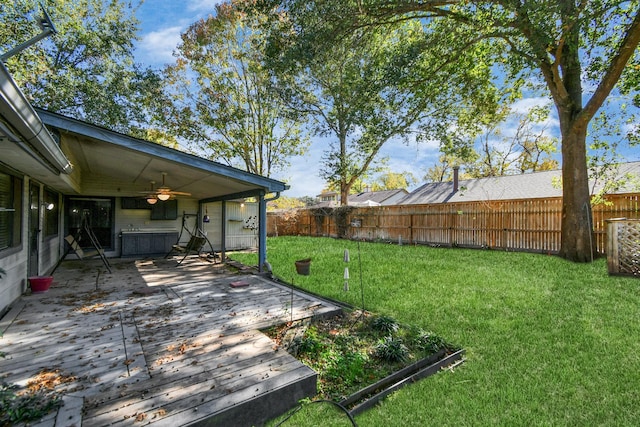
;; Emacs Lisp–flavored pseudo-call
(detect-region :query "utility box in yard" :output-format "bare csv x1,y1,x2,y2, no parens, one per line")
606,218,640,277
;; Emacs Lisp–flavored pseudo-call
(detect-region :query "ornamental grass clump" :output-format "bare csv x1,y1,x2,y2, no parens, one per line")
373,336,409,363
412,330,448,354
370,315,399,335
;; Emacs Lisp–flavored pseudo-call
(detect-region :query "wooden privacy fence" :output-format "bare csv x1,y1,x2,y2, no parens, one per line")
267,193,640,255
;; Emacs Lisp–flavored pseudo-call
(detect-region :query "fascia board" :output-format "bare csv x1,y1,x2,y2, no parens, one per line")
0,63,72,174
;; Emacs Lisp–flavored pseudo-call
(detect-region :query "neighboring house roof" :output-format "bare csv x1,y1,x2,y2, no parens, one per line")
399,162,640,205
309,189,409,208
348,189,408,206
310,200,339,209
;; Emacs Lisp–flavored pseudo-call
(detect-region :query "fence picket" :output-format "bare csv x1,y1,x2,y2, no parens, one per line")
267,194,640,254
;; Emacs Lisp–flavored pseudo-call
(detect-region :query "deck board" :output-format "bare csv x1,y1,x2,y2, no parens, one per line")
0,257,341,426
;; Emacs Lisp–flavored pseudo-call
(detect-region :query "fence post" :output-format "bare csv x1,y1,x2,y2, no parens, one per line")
606,219,620,274
410,213,414,245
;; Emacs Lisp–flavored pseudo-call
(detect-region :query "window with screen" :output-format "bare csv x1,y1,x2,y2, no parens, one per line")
0,170,22,252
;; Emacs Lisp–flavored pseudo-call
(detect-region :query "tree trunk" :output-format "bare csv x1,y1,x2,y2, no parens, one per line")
558,119,595,262
340,184,350,206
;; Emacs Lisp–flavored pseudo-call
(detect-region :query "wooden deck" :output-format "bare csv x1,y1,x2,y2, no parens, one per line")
0,257,342,426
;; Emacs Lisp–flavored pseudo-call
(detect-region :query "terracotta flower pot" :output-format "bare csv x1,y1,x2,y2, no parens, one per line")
28,276,53,293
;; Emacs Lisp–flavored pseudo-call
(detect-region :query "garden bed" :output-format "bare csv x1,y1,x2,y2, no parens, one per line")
263,310,463,414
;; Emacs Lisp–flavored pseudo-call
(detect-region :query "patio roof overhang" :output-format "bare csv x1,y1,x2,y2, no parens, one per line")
35,109,289,201
0,63,73,179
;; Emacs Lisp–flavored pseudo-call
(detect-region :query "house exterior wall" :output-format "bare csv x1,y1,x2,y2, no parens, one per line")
201,202,259,251
0,174,28,315
0,176,64,315
226,202,258,250
201,202,223,250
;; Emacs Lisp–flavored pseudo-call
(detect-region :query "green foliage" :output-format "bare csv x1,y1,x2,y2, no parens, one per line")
267,196,309,211
411,331,448,354
373,336,409,363
0,1,165,136
289,326,323,356
256,2,500,204
0,382,61,425
248,0,640,260
369,171,417,192
262,309,455,403
324,351,368,387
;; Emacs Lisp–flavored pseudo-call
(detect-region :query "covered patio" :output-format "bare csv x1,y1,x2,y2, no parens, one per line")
0,256,342,426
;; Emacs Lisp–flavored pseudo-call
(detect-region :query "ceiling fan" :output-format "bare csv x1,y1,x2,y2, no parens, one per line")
139,172,191,204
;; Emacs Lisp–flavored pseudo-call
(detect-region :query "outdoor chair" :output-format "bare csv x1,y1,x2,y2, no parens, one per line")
165,235,209,265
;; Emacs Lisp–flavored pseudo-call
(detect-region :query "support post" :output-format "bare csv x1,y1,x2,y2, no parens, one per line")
221,201,226,263
258,195,267,272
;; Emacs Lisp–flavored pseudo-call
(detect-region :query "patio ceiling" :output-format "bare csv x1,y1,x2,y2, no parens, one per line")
36,109,289,201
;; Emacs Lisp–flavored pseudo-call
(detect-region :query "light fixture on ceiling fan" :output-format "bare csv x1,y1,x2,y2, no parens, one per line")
144,181,158,205
140,172,191,204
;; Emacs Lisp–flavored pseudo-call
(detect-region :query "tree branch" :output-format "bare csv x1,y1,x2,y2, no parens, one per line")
580,9,640,126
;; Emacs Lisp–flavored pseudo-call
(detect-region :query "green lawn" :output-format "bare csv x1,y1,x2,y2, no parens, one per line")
230,236,640,426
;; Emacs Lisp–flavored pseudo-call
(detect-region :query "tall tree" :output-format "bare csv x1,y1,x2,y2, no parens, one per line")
253,0,640,261
0,0,164,137
164,2,306,176
259,8,500,205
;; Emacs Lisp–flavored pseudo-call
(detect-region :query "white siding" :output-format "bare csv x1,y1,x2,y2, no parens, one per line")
226,202,259,250
201,202,259,251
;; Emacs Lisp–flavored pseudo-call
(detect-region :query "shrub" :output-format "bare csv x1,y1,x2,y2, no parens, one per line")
0,382,61,425
289,327,323,356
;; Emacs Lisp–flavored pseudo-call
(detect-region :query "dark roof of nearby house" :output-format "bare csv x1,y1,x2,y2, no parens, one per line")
348,189,408,205
309,189,408,208
399,161,640,205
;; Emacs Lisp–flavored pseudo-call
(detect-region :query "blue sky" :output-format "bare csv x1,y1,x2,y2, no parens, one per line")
134,1,639,199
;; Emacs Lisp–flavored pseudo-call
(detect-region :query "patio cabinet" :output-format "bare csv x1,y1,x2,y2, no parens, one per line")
121,231,178,256
150,199,178,220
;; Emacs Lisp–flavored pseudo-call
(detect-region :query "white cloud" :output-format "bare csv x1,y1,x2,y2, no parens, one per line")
187,0,224,12
510,97,552,114
138,26,183,65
